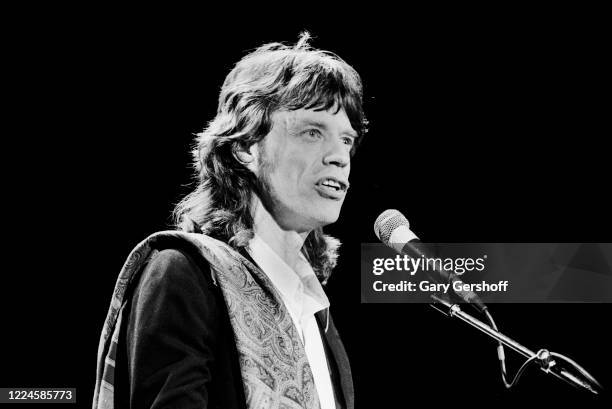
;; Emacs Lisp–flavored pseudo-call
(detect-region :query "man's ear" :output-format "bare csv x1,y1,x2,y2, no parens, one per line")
233,143,259,174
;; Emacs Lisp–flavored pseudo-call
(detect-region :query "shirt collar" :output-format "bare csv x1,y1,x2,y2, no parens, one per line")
246,232,330,323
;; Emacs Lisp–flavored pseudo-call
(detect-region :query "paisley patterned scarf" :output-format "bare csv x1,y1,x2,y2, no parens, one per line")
93,231,321,409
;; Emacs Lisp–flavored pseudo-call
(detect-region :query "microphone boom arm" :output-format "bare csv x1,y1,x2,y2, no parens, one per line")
430,294,602,395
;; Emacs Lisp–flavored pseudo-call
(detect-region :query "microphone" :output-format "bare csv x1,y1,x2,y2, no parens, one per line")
374,209,487,313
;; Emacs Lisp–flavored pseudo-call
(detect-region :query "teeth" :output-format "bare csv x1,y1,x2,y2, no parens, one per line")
321,179,341,190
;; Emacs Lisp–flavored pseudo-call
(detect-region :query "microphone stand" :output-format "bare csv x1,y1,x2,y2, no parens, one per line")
430,294,602,395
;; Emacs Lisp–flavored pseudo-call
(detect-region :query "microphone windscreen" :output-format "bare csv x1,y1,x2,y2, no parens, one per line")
374,209,411,245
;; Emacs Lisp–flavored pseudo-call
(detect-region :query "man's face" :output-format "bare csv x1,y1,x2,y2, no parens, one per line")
254,107,357,232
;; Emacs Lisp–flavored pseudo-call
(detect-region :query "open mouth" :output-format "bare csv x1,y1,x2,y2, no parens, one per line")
315,177,348,199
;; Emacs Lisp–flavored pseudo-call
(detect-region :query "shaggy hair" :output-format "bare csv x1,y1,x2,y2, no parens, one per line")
173,33,367,282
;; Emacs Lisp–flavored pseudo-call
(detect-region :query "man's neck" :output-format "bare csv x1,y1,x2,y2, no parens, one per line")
251,197,309,271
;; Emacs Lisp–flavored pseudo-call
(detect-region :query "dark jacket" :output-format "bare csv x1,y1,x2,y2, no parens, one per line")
112,246,354,408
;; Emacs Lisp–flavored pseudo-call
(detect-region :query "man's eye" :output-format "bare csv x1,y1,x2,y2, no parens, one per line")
342,137,355,146
304,129,322,138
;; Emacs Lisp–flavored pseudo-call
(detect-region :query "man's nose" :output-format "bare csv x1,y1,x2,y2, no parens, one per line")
322,137,350,168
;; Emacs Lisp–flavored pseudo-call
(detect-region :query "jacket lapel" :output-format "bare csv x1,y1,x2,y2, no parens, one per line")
316,310,354,409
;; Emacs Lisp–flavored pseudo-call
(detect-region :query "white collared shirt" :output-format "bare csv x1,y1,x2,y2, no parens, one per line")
247,233,336,409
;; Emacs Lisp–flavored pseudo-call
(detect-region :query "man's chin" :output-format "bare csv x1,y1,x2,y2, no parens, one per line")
312,209,341,228
275,210,340,232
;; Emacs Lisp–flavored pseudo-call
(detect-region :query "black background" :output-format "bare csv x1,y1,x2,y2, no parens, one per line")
3,7,610,408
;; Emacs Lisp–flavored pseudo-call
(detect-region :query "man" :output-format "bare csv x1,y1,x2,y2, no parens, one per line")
93,33,367,409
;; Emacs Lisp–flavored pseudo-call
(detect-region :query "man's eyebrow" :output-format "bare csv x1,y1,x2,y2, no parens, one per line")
294,119,359,138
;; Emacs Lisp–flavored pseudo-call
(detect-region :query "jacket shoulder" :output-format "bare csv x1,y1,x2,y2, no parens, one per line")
138,247,216,293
